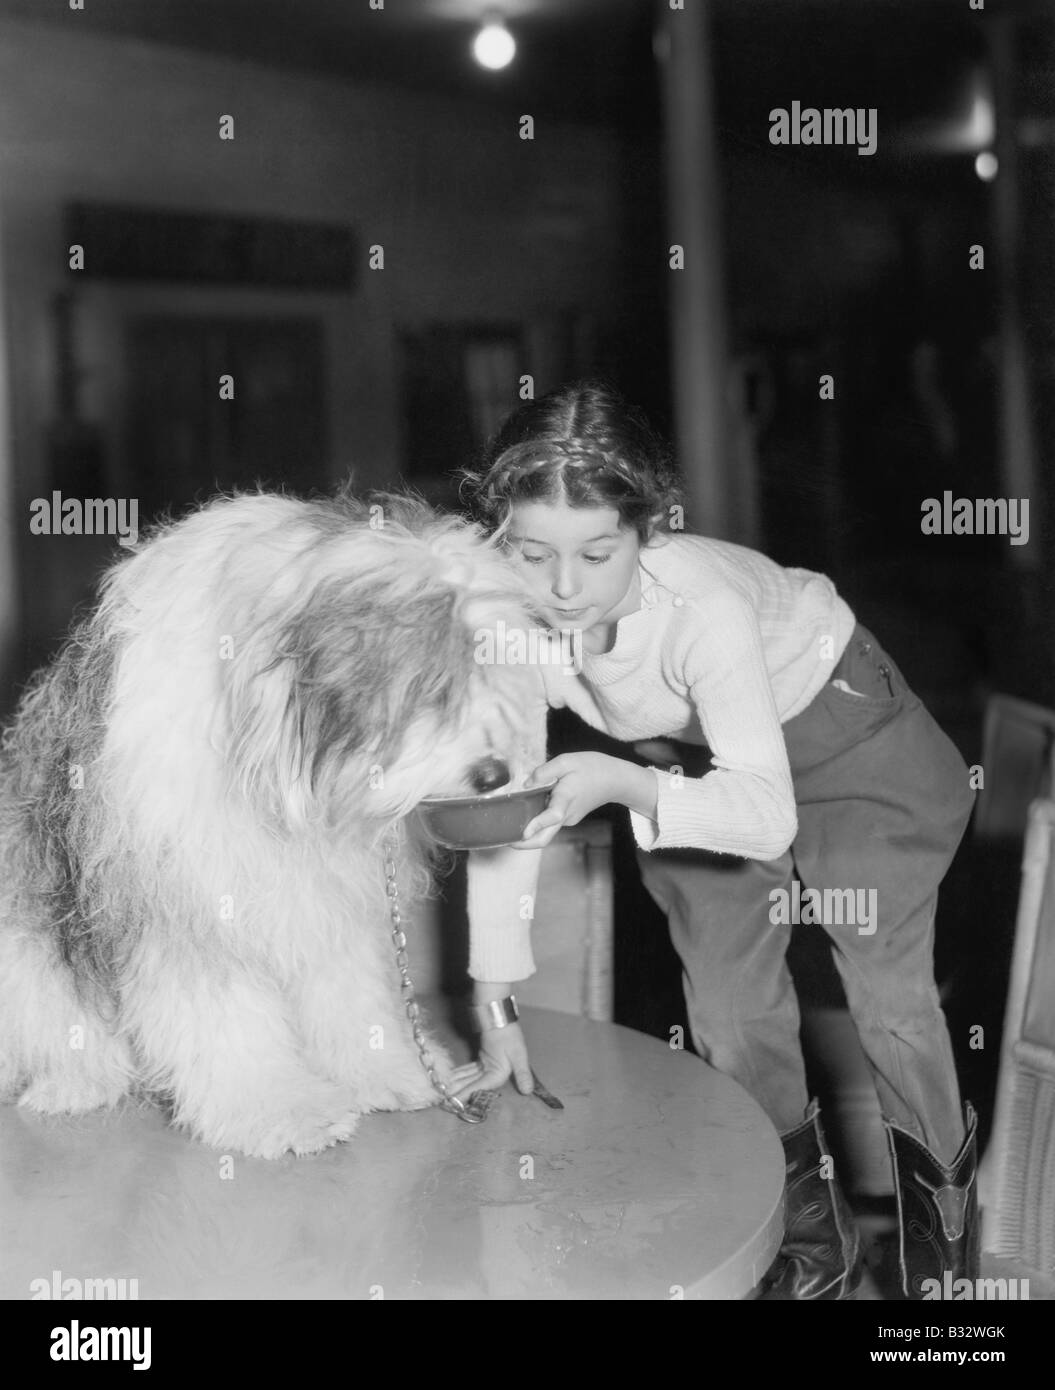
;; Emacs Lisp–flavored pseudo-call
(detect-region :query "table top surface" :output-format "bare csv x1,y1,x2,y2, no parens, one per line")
0,1007,785,1301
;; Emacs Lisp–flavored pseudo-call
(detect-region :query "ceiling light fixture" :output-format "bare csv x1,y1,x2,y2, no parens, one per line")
473,13,516,71
974,150,998,181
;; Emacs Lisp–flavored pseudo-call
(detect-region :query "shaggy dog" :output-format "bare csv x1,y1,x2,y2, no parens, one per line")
0,491,544,1158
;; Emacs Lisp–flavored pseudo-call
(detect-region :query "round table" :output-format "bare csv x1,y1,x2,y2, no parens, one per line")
0,1008,785,1300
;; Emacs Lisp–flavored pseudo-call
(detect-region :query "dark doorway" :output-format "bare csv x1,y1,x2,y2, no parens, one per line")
125,316,328,521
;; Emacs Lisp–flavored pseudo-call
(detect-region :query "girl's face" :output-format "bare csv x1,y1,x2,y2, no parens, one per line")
505,500,642,634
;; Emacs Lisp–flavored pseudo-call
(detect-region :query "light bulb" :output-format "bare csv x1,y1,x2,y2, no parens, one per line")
473,18,515,71
974,150,998,181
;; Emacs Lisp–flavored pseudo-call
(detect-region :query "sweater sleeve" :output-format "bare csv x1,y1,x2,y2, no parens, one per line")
467,843,543,982
465,674,550,983
628,591,797,859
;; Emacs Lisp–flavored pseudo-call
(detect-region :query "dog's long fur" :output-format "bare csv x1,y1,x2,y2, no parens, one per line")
0,490,543,1158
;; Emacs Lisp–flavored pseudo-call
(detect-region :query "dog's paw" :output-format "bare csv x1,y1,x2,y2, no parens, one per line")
254,1110,360,1159
392,1074,452,1112
373,1061,460,1113
215,1106,362,1160
17,1073,128,1115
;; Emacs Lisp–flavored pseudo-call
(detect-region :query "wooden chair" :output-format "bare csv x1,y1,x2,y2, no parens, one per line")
970,696,1055,1218
974,694,1055,841
982,796,1055,1275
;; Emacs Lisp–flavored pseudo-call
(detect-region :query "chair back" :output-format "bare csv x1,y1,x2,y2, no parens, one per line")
984,797,1055,1274
974,695,1055,840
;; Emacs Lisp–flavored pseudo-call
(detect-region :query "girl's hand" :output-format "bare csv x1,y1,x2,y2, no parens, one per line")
447,1021,534,1098
510,752,657,850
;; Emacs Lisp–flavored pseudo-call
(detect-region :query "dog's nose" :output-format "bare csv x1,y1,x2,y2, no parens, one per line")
469,755,511,795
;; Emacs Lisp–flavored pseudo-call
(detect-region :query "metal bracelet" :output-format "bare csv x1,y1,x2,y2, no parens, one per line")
470,996,520,1032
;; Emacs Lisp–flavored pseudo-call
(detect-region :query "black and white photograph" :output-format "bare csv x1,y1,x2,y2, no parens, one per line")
0,0,1052,1347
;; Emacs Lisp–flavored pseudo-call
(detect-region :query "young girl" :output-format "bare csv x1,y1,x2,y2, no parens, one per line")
449,380,978,1301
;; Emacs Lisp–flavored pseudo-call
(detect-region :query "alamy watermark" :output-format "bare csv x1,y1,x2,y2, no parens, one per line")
31,1269,139,1300
921,1273,1029,1301
30,492,139,547
769,883,877,935
49,1320,151,1370
474,620,583,674
769,102,877,157
920,493,1028,546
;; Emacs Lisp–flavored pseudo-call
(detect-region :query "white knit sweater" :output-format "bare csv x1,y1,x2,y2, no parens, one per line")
467,532,856,982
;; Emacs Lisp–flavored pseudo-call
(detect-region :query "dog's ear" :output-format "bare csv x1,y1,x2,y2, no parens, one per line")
272,577,477,795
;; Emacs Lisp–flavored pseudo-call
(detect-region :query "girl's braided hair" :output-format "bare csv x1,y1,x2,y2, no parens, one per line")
457,379,684,543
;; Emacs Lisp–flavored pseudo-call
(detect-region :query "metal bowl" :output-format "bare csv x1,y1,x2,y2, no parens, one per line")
416,781,557,850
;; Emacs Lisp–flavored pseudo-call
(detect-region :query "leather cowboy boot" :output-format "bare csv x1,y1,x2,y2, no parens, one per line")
760,1099,863,1299
886,1102,979,1300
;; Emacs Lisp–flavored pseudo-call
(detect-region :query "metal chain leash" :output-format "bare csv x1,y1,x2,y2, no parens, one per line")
382,839,482,1123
